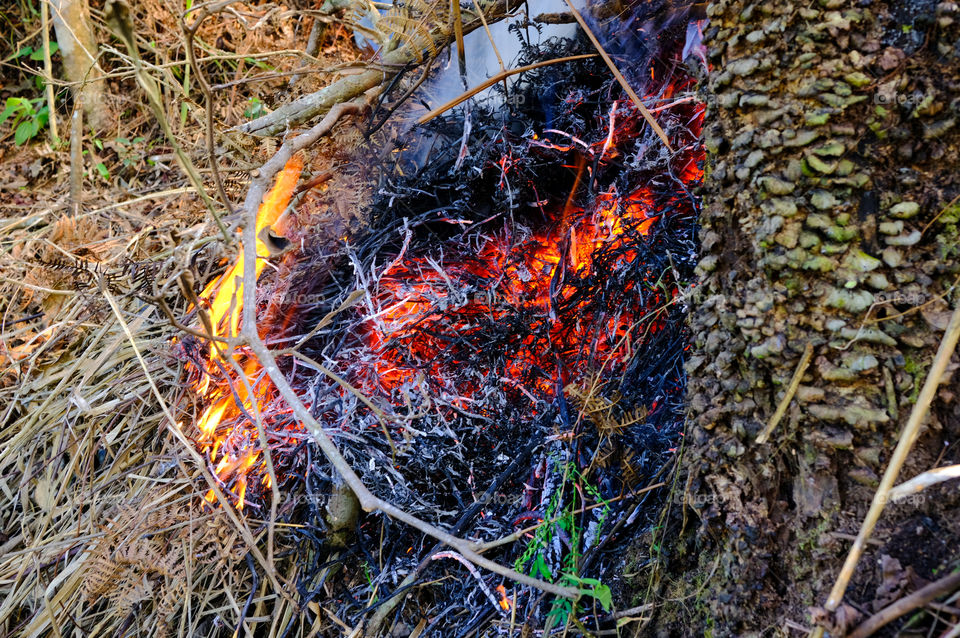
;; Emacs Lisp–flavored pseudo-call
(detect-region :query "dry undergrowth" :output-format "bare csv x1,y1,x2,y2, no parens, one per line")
0,2,364,635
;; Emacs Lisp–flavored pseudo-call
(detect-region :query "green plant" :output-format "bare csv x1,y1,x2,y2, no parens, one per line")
514,459,613,629
0,96,49,145
244,97,265,120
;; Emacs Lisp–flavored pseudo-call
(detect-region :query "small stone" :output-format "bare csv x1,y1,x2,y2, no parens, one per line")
844,71,871,87
732,129,755,149
820,93,846,108
826,319,847,331
867,273,890,290
885,231,922,246
842,249,882,272
800,232,822,249
776,225,800,248
744,150,764,169
784,159,805,182
758,129,782,148
806,110,832,126
835,159,855,176
796,385,826,402
806,154,838,174
740,93,770,107
803,256,835,272
718,91,741,109
698,254,719,273
761,197,798,217
889,201,920,218
839,327,897,346
879,220,904,235
826,288,874,313
760,176,796,195
784,129,820,147
750,335,786,358
881,247,903,268
813,141,846,156
822,242,851,254
843,353,879,372
729,57,760,76
810,190,839,210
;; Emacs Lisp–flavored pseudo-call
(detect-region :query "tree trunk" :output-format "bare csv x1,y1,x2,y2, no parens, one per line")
50,0,108,131
652,0,960,634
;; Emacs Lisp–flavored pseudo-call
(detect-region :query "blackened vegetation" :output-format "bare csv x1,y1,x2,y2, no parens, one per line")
241,17,701,635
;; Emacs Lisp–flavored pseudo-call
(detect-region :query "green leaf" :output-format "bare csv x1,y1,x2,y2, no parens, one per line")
15,121,32,145
0,99,23,125
531,555,553,580
15,46,34,59
95,162,110,180
586,583,612,611
29,42,58,60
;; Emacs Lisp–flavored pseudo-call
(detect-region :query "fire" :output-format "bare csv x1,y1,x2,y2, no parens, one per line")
189,155,303,509
496,584,512,610
185,39,705,512
358,101,691,403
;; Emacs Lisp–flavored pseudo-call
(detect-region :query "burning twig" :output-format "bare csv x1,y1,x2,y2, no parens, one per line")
431,551,509,615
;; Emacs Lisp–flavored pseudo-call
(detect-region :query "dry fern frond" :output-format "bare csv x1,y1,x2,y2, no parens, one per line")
81,501,244,638
375,0,448,62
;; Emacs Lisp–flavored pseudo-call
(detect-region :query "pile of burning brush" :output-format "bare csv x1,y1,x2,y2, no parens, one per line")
180,2,704,634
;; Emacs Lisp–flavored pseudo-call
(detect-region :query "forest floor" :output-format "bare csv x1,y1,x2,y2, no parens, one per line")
2,1,960,637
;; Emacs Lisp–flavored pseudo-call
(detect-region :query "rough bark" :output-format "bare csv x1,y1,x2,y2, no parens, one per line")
50,0,108,131
651,0,960,634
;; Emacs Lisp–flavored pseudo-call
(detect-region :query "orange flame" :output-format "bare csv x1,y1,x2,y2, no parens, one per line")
191,155,303,510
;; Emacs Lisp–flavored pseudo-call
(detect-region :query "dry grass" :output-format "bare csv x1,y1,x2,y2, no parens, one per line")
0,3,367,635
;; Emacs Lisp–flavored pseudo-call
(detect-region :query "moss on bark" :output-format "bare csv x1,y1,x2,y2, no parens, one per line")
648,1,960,634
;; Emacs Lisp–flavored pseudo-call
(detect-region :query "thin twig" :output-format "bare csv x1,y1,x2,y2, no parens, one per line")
756,342,814,444
182,5,240,223
104,0,233,245
41,0,59,143
416,54,597,123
